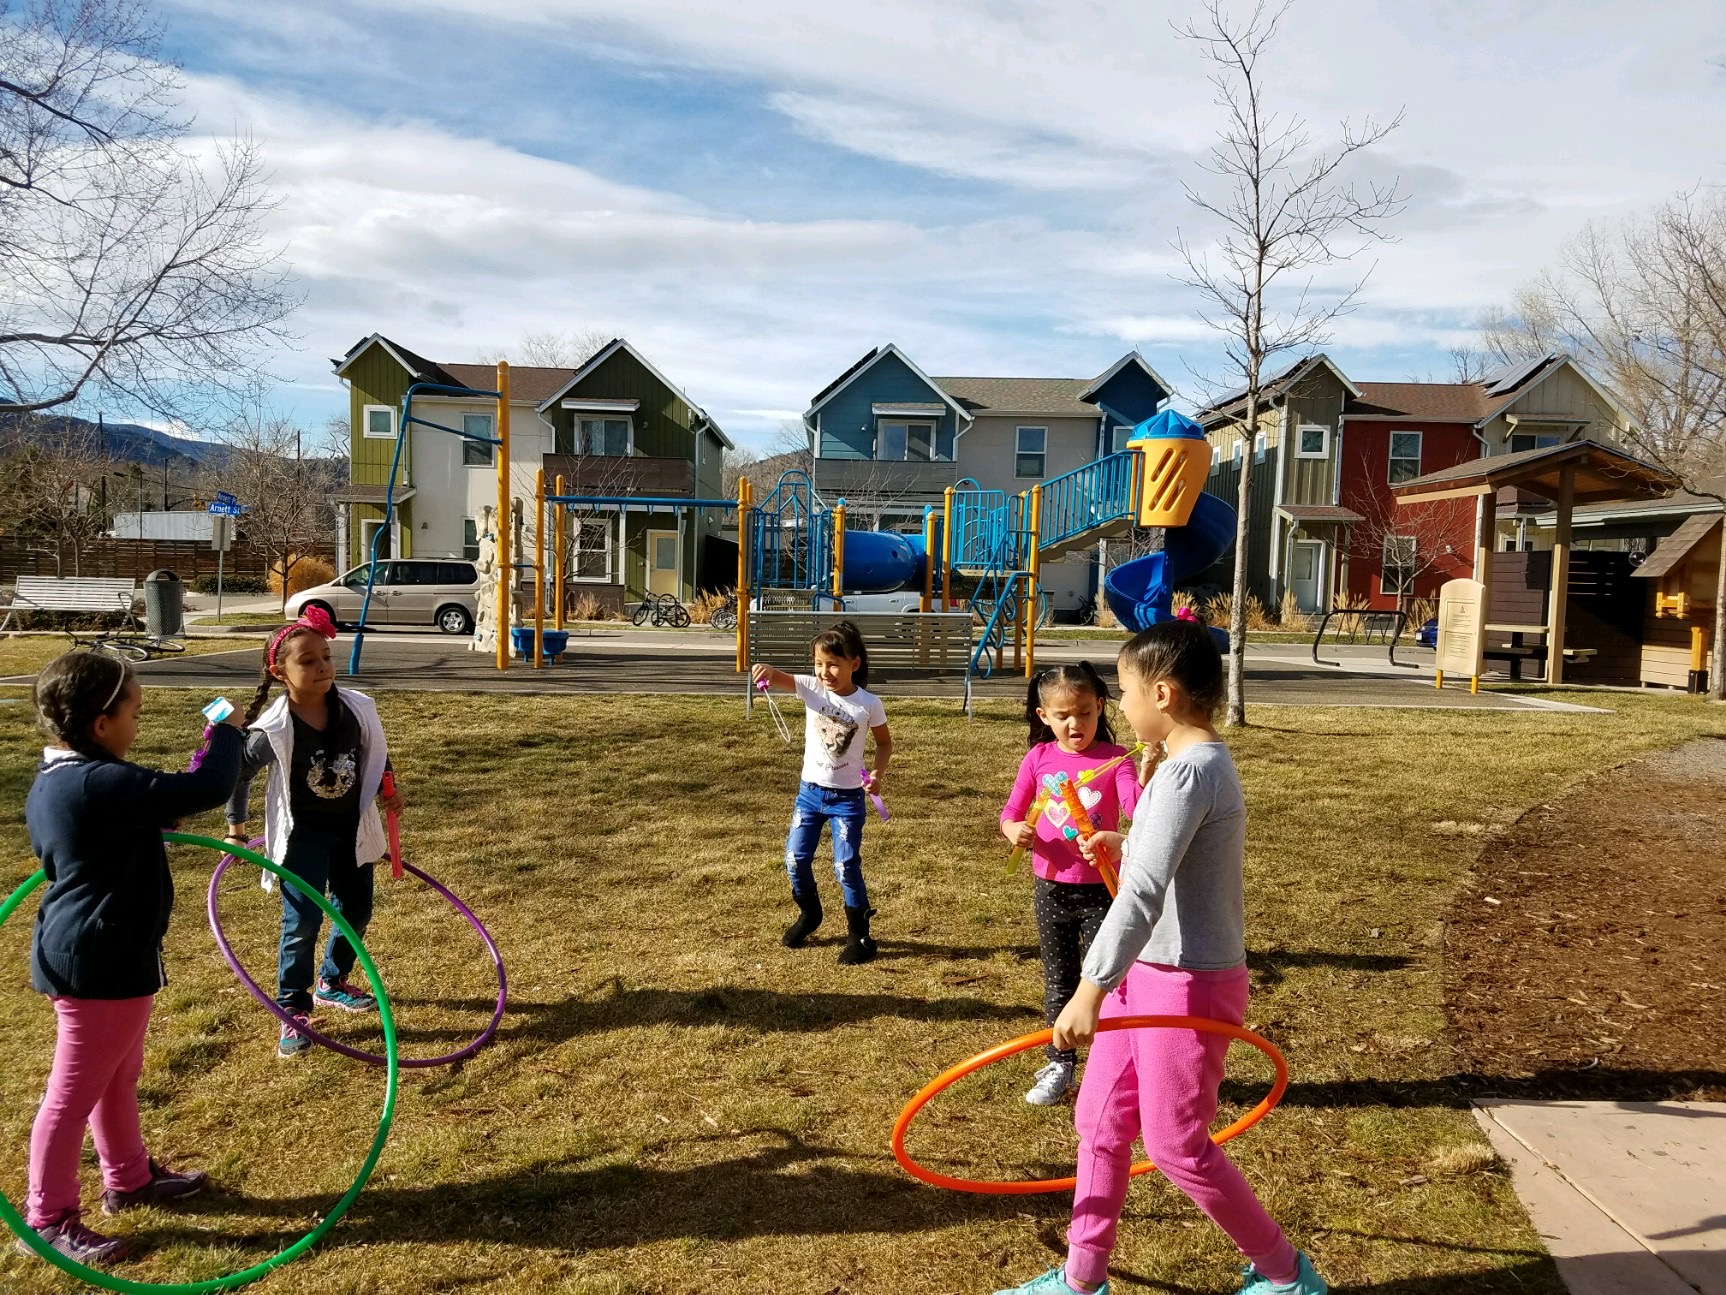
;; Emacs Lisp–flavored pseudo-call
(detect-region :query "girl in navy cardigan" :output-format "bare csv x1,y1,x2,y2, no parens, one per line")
23,651,242,1265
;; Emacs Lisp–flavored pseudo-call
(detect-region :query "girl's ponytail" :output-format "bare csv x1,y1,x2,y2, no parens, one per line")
241,663,275,727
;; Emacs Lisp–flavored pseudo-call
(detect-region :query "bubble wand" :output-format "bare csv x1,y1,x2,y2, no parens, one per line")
381,770,403,880
755,677,794,744
1006,742,1146,874
1049,770,1120,896
861,769,889,822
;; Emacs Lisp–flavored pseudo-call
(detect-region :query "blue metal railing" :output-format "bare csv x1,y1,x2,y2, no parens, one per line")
951,488,1023,570
749,469,830,595
967,570,1035,680
1038,451,1137,549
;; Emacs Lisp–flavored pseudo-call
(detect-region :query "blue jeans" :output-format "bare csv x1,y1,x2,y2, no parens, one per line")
784,781,870,910
275,827,373,1012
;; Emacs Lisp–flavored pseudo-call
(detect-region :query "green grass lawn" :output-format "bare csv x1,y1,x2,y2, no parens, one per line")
186,613,288,627
0,687,1720,1293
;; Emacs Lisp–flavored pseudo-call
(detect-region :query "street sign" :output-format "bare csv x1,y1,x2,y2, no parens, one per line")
208,490,243,517
210,515,233,553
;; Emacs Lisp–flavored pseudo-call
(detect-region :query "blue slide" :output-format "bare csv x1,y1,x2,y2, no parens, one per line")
1102,489,1236,633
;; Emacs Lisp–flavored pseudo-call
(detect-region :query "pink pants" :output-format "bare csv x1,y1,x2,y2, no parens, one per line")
27,995,155,1227
1066,962,1297,1289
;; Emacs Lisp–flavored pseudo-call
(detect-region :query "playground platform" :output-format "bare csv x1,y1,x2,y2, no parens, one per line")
7,630,1590,710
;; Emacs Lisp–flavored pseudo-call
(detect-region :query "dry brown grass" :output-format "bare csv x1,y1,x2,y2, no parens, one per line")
1205,592,1276,632
0,687,1720,1291
686,589,734,626
268,555,335,601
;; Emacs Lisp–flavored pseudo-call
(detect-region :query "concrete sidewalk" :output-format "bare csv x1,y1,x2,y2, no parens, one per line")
1477,1099,1726,1294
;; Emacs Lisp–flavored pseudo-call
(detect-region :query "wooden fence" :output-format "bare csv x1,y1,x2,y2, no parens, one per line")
0,536,336,585
1489,550,1643,683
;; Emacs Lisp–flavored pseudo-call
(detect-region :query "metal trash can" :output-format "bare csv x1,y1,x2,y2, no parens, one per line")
143,569,184,637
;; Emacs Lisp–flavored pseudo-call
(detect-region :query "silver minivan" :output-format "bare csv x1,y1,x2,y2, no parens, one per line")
287,560,481,634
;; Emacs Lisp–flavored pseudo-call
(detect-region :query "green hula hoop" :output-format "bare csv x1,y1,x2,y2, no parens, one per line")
0,833,399,1292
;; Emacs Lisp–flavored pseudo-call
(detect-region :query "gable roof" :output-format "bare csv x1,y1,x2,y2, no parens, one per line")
534,338,731,448
1080,351,1176,405
1346,381,1492,423
932,376,1098,418
332,334,569,402
1632,512,1722,579
1391,437,1679,506
1196,354,1362,425
803,343,972,424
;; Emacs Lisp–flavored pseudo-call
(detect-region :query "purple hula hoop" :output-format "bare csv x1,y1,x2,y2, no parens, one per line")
207,841,506,1068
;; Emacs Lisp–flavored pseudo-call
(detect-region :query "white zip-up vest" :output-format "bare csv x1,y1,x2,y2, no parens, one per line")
251,688,389,890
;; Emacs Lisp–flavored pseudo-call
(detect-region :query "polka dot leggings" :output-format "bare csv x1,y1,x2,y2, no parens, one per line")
1034,876,1114,1064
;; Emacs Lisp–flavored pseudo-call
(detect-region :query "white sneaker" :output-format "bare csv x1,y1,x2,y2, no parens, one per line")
1024,1060,1074,1106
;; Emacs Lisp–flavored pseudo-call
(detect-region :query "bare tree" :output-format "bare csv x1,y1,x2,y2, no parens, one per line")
217,409,338,613
1485,190,1726,696
1174,0,1404,725
1346,478,1474,611
478,329,613,370
0,0,297,419
0,414,113,574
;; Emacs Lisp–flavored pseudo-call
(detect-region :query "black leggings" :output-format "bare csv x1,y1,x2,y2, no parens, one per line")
1034,876,1114,1064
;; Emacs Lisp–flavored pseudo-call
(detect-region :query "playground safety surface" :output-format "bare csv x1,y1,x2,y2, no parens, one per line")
39,631,1563,709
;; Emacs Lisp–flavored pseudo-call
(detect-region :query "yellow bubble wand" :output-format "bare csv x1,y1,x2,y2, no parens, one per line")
1005,741,1146,873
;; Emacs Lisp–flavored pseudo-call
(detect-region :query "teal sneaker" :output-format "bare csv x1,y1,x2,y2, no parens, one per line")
277,1012,313,1059
1238,1253,1327,1294
994,1267,1106,1294
315,977,376,1013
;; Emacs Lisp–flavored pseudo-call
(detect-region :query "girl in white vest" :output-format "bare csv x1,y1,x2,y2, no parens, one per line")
223,607,404,1059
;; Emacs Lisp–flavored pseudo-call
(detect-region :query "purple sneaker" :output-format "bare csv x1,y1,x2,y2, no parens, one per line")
16,1215,130,1264
315,977,376,1013
102,1158,210,1215
278,1011,313,1059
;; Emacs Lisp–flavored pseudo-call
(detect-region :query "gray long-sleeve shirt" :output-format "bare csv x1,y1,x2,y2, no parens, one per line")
1081,741,1247,989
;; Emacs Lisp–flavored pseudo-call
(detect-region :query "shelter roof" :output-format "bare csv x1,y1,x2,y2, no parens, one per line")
1392,438,1679,507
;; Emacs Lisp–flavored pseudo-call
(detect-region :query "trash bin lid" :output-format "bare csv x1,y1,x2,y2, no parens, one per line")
144,569,180,582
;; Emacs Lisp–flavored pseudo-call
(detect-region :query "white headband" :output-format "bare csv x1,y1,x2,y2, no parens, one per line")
102,662,128,712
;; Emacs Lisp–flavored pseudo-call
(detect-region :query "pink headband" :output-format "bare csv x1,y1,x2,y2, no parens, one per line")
267,604,337,668
1175,606,1200,624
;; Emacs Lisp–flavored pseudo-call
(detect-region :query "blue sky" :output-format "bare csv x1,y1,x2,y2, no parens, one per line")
150,0,1726,452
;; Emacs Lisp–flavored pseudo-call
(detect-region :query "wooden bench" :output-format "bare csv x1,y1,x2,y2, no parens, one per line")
1482,624,1599,680
745,609,976,715
1,577,139,632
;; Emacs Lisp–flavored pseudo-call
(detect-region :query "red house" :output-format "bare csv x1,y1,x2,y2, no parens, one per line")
1337,383,1483,609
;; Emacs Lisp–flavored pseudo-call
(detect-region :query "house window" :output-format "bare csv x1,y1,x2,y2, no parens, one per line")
362,405,395,439
1254,431,1266,463
1296,424,1328,458
874,419,950,462
573,517,613,580
876,422,907,461
1015,426,1046,478
461,413,493,467
1380,535,1417,597
462,518,480,561
1109,424,1134,455
1388,431,1422,484
1211,444,1220,470
580,418,631,457
1232,438,1243,466
1510,431,1563,455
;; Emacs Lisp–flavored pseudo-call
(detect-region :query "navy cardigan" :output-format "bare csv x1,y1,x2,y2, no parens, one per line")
24,727,242,999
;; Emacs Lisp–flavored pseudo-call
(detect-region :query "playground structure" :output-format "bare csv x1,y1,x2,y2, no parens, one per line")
735,408,1237,685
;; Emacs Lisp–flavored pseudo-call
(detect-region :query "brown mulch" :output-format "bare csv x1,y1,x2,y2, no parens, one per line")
1445,737,1726,1100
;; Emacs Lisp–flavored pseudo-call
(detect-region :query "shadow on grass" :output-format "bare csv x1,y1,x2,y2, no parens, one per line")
1220,1066,1726,1110
1246,948,1413,987
142,1129,1065,1253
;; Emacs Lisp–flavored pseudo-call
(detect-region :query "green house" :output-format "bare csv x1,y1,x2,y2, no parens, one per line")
331,334,731,613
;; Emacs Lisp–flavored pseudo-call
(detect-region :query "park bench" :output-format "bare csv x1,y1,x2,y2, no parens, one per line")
0,577,140,633
1483,623,1598,680
744,608,976,716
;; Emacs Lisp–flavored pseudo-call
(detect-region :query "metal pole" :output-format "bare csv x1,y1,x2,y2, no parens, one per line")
1547,464,1574,686
736,476,751,671
921,506,934,614
495,362,511,671
832,499,846,602
942,486,955,612
534,467,545,670
216,525,225,623
1026,484,1042,678
554,473,566,631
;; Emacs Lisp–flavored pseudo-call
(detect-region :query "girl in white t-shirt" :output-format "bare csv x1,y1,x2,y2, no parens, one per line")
751,620,893,965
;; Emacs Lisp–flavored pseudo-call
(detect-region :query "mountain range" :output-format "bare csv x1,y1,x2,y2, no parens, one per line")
0,413,236,472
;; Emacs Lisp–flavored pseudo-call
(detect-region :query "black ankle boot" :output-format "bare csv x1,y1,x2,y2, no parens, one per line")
837,905,877,965
782,892,823,948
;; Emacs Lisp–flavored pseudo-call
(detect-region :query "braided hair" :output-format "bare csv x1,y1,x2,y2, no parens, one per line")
35,651,132,760
1024,661,1116,748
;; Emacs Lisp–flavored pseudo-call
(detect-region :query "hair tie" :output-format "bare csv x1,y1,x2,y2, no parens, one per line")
1174,606,1200,624
266,604,339,669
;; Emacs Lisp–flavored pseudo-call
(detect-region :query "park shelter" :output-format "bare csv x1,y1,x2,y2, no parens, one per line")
1392,440,1680,685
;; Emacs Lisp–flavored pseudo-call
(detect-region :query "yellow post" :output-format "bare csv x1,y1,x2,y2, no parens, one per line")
494,362,511,671
942,486,955,613
736,476,751,672
832,500,846,602
1435,668,1444,690
553,474,566,631
1026,484,1042,678
533,467,545,670
921,507,935,614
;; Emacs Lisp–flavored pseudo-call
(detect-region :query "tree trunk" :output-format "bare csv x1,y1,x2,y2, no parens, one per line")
1225,402,1257,728
1711,520,1726,702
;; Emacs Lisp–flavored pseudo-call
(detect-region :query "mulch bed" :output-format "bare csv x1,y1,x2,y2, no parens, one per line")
1445,736,1726,1100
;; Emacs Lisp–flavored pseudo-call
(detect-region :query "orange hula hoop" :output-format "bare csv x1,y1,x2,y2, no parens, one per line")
891,1015,1288,1195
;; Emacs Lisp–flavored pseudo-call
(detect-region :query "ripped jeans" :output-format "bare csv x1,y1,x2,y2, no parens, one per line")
784,781,870,910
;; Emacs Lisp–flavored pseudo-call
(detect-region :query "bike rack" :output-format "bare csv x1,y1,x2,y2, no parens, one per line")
1311,608,1415,669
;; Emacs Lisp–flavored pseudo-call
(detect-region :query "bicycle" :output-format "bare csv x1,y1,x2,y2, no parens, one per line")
67,630,188,663
631,593,691,628
709,593,738,632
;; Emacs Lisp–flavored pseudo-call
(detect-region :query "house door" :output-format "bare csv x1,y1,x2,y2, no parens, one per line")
1290,540,1325,614
647,529,680,597
360,518,395,563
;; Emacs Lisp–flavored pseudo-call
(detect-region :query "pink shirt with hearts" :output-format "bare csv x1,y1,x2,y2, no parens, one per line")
1000,740,1142,885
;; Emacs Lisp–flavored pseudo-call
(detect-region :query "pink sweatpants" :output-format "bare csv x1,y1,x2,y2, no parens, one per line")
1066,962,1297,1289
27,995,155,1227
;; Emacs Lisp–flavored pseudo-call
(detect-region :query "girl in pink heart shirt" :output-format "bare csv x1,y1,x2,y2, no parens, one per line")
1000,662,1145,1106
